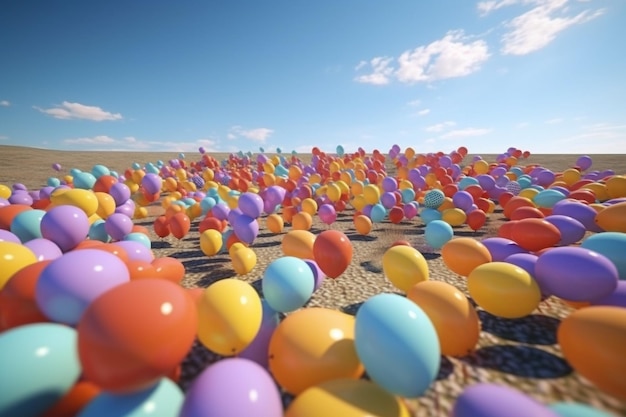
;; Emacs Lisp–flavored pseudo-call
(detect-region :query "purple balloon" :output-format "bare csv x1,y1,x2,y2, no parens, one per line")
482,238,528,261
40,205,90,252
141,173,162,195
104,213,134,241
9,190,33,206
382,176,398,192
544,215,586,246
52,163,62,172
228,207,243,225
180,358,283,417
238,192,264,218
404,202,418,220
380,192,396,210
12,183,27,191
575,155,592,171
452,190,474,212
109,182,131,206
24,238,63,261
453,383,559,417
112,240,155,263
35,249,130,325
477,174,496,191
535,247,618,302
304,259,326,291
265,186,286,207
239,300,280,368
552,200,603,232
318,203,337,225
0,229,21,244
591,281,626,308
114,199,136,217
211,203,230,221
232,214,259,244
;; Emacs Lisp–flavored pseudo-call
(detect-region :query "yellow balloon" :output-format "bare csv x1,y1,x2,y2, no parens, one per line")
266,213,284,234
50,188,99,216
326,183,341,202
473,159,489,174
94,191,116,219
437,197,455,212
231,247,257,275
363,184,380,205
407,281,480,357
351,195,367,212
354,215,372,235
581,182,609,202
468,262,540,319
441,208,466,226
134,206,148,219
124,179,140,193
382,245,429,292
197,278,262,356
301,198,318,216
606,175,626,199
281,230,316,259
0,242,38,289
595,201,626,232
131,169,145,184
0,184,11,199
561,168,581,186
518,188,539,200
350,180,364,197
268,308,364,395
292,211,313,231
200,229,223,256
285,379,409,417
441,237,492,277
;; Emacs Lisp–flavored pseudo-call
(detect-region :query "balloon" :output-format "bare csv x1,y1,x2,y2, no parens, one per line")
0,261,50,331
292,211,313,230
269,308,364,395
466,209,486,231
41,380,100,417
441,208,467,226
78,279,197,393
150,256,185,284
0,241,37,289
452,383,559,417
0,229,21,244
576,155,593,171
104,212,133,241
281,230,315,259
141,173,162,195
382,245,429,292
355,293,440,397
200,229,223,256
35,249,130,325
0,204,32,230
197,278,262,355
481,237,527,261
354,214,372,235
407,281,480,357
153,216,170,238
552,200,602,232
169,212,191,239
40,205,90,252
544,214,586,246
50,188,99,216
313,230,353,278
423,189,445,208
109,182,131,206
0,323,81,417
424,220,454,249
595,201,626,233
441,237,492,277
10,209,45,243
181,358,283,417
533,189,566,208
549,402,615,417
262,256,314,313
581,232,626,279
266,213,284,233
468,262,541,318
304,259,326,291
112,240,154,263
77,378,183,417
558,306,626,400
232,214,259,244
238,192,264,218
535,247,618,302
239,300,280,368
285,379,409,417
24,238,63,261
231,245,257,275
318,203,337,225
509,218,561,252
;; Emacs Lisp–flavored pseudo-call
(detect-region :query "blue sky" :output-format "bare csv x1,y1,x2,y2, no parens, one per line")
1,0,624,154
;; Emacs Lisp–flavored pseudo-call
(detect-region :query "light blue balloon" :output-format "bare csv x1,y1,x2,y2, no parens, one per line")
458,177,479,190
355,293,440,397
274,165,289,178
145,163,160,175
178,152,186,160
91,164,110,179
420,207,442,225
425,220,454,249
336,145,345,156
73,172,97,190
549,402,614,417
262,256,314,313
70,168,82,176
582,232,626,280
510,166,524,178
370,203,387,223
518,177,533,190
10,209,45,243
78,378,183,417
110,170,119,179
123,232,152,249
401,188,416,204
533,189,566,208
0,323,81,417
200,197,217,214
47,177,61,187
89,219,110,243
132,162,142,170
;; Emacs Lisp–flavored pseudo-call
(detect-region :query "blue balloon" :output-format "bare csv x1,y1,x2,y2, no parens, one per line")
458,177,479,190
581,232,626,280
91,164,111,179
262,257,314,313
78,378,183,417
549,402,615,417
369,203,387,223
10,209,45,243
123,232,152,249
0,323,81,417
425,220,453,249
420,207,442,225
401,188,416,204
336,145,345,156
88,219,110,243
47,177,61,187
73,172,97,190
355,293,440,397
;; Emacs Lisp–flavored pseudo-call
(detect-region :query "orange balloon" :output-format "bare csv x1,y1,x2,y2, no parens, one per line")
281,230,316,259
41,380,100,417
466,209,486,231
126,260,157,280
268,308,364,395
497,191,514,209
509,206,545,220
510,218,561,252
558,306,626,400
441,237,492,277
313,230,353,279
151,256,186,283
95,243,130,264
77,279,198,393
292,211,313,231
266,213,284,234
497,220,518,239
0,204,32,230
153,216,171,238
169,212,191,239
407,281,480,356
353,214,372,235
503,196,535,219
0,260,51,331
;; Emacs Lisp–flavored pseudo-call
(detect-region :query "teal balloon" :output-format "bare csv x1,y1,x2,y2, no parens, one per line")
510,167,524,178
73,172,97,190
533,189,566,208
123,232,152,249
47,177,61,187
274,165,289,178
10,209,46,243
425,220,454,249
401,188,416,204
0,323,81,417
336,145,345,156
78,378,183,417
549,402,614,417
262,256,314,313
420,207,442,225
581,232,626,280
518,177,533,189
132,162,142,170
145,163,160,175
370,203,387,223
91,164,111,179
458,177,479,190
355,293,440,397
89,219,110,243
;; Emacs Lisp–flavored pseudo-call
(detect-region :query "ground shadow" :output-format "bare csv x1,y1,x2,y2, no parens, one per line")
360,261,382,273
341,301,365,316
345,234,377,242
478,311,560,345
194,268,237,287
437,355,455,380
252,240,281,248
151,240,172,249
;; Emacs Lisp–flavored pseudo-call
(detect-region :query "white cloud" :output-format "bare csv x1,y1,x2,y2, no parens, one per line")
478,0,528,16
441,127,493,139
62,135,220,152
354,56,394,85
500,0,604,55
425,121,456,132
545,117,564,124
554,123,626,153
65,135,117,145
228,126,274,143
34,101,123,121
417,108,431,116
0,100,10,107
0,135,8,140
395,30,490,83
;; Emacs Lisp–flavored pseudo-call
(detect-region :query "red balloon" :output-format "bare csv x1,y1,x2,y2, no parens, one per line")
313,230,353,279
497,220,518,239
388,206,404,224
510,218,561,252
153,216,171,238
169,212,191,239
41,380,100,417
0,204,32,230
509,206,545,220
152,256,186,284
77,279,198,393
466,209,487,231
503,196,535,219
126,260,157,280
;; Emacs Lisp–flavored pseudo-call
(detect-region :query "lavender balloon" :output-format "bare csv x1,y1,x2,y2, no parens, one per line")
552,200,603,232
24,238,63,261
104,213,133,241
453,383,559,417
238,300,280,369
0,229,21,244
40,205,89,252
232,214,259,244
482,238,527,262
112,240,155,263
238,192,264,218
544,215,586,246
591,281,626,308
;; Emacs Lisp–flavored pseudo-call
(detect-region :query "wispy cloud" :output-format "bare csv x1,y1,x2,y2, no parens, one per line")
0,100,10,107
0,135,8,140
228,126,274,143
355,30,490,85
545,117,564,124
554,122,626,153
425,121,456,133
485,0,605,55
34,101,123,121
441,127,493,139
417,108,431,116
63,135,220,152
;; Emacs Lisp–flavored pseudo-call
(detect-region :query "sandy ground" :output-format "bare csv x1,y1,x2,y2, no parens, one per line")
1,145,625,416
